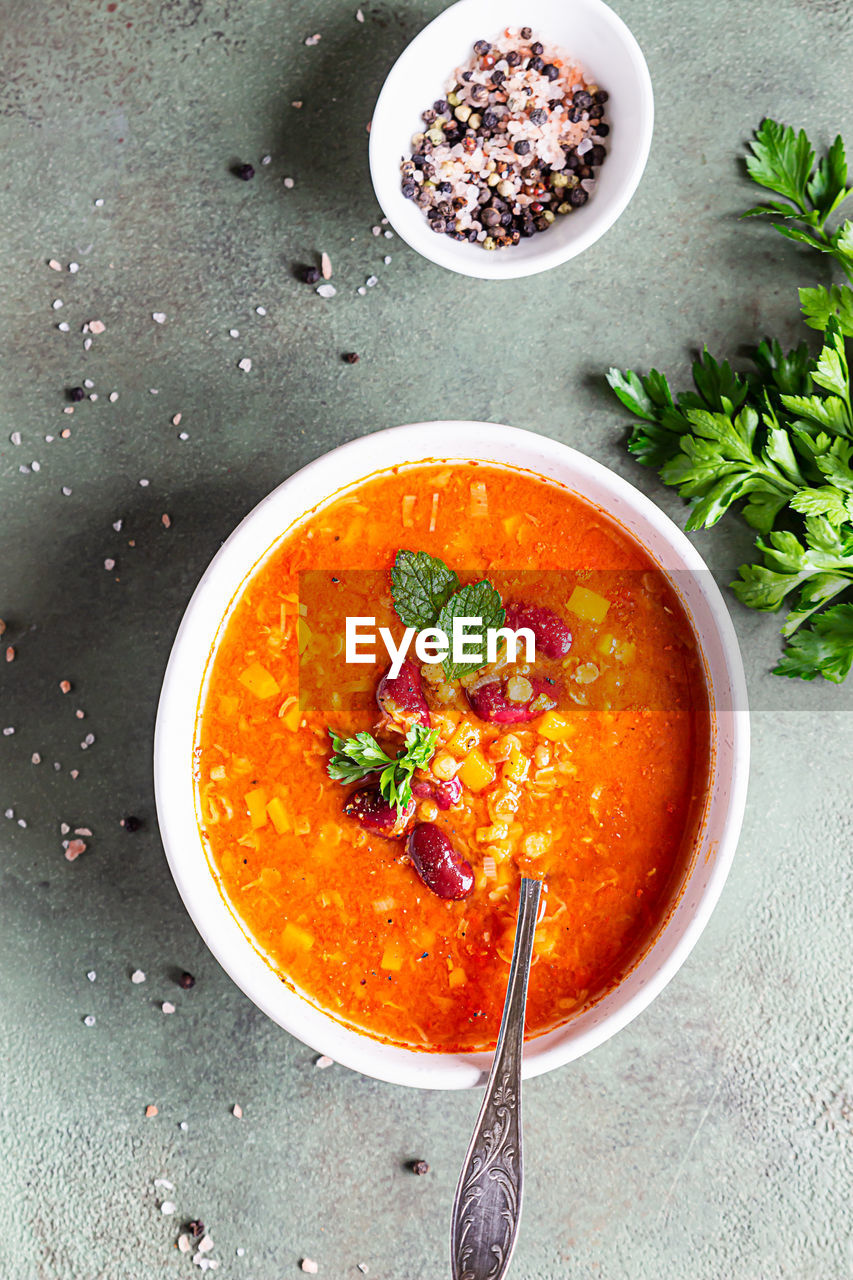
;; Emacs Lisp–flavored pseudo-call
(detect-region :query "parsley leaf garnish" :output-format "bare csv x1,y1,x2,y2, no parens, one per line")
607,119,853,682
435,581,506,680
327,724,438,815
390,550,459,628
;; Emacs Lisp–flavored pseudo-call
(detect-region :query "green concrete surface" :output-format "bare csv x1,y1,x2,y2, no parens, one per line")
2,0,852,1276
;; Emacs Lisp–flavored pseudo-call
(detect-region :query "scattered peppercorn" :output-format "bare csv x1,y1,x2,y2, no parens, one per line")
301,265,321,284
123,814,142,832
68,386,85,402
234,163,255,181
342,352,360,364
178,971,196,989
411,1160,430,1176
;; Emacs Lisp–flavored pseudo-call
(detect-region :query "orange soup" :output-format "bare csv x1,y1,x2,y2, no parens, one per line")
197,463,710,1052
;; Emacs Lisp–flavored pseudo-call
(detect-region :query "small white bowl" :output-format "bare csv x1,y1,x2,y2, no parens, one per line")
368,0,654,279
155,423,748,1090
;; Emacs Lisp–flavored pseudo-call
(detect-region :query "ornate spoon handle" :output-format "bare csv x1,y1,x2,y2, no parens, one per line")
450,876,543,1280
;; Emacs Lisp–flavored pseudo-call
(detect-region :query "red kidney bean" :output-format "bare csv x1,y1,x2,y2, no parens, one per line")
505,601,572,659
406,823,474,899
343,786,413,838
466,675,557,724
376,661,430,729
410,775,463,810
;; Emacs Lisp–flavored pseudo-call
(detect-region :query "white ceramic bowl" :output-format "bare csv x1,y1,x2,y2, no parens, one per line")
368,0,654,279
155,422,749,1090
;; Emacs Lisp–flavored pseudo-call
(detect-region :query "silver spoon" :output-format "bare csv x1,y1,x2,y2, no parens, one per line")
450,876,543,1280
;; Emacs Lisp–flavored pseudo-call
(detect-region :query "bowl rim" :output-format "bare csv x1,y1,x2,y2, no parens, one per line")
154,421,749,1090
368,0,655,279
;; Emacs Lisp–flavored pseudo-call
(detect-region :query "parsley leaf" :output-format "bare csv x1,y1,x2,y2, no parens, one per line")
390,550,459,628
607,118,853,682
774,603,853,683
435,581,506,680
327,724,438,815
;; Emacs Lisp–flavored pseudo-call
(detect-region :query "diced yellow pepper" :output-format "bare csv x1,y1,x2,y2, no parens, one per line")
503,741,529,782
279,697,301,731
266,796,290,835
447,719,480,756
502,514,523,538
281,922,314,951
538,710,572,742
448,968,467,990
238,661,280,699
244,788,268,829
380,942,404,972
567,586,610,625
458,747,495,792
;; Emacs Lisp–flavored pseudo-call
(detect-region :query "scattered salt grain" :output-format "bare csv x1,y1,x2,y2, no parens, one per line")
69,262,79,273
149,388,159,395
384,230,393,239
366,276,378,288
3,726,15,736
70,769,79,779
45,434,54,442
88,319,105,334
58,322,70,332
178,1236,191,1254
261,154,272,166
304,33,321,45
83,1015,96,1027
315,1055,334,1070
236,1248,245,1257
60,823,70,834
255,305,267,316
316,284,336,299
6,646,15,662
31,460,41,471
355,8,364,20
161,1201,177,1216
65,839,87,860
109,391,118,402
48,259,62,271
172,413,182,426
94,198,104,207
83,337,92,350
371,226,381,236
61,487,72,497
87,970,96,982
179,1121,189,1131
104,558,115,571
357,287,366,296
10,431,21,446
292,100,303,108
232,1103,243,1118
88,393,98,401
198,1236,214,1254
17,819,26,829
152,312,166,324
52,299,63,310
131,969,146,984
321,252,332,280
358,1266,369,1274
162,1001,176,1014
283,177,295,189
31,752,41,764
162,513,172,529
4,809,12,819
238,357,252,372
60,680,71,693
139,478,150,487
383,256,391,265
301,1260,319,1275
179,432,189,441
145,1104,158,1117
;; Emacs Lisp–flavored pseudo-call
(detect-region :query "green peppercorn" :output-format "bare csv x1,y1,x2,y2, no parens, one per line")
543,209,556,223
468,112,482,129
557,202,572,215
454,105,471,123
447,90,461,107
551,172,569,188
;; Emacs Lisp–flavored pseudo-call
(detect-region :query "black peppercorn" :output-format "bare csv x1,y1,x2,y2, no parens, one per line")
178,971,196,989
342,352,360,364
301,265,321,284
68,386,85,402
530,41,543,54
123,814,142,832
542,63,559,81
514,139,531,156
411,1160,430,1176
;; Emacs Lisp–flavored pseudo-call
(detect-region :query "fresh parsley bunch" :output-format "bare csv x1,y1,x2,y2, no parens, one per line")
327,724,438,814
607,119,853,683
390,549,505,680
